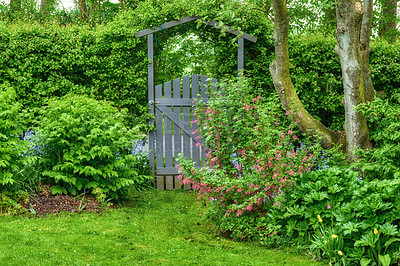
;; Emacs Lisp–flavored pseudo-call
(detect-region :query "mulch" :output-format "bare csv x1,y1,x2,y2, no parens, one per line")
23,185,101,216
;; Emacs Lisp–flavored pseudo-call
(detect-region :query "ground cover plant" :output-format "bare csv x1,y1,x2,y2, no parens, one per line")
0,190,324,265
178,77,400,265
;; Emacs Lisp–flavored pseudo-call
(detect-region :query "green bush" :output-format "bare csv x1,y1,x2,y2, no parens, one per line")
0,21,149,126
355,93,400,180
33,94,150,198
269,167,359,243
178,78,324,242
268,167,400,265
0,84,29,190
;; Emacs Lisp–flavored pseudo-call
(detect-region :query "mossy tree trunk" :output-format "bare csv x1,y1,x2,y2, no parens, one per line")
270,0,374,157
378,0,397,43
335,0,373,155
78,0,88,20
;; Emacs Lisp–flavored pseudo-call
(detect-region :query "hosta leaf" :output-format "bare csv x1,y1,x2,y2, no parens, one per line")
378,254,391,266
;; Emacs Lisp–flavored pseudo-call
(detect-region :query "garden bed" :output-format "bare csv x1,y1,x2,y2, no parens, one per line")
23,185,101,215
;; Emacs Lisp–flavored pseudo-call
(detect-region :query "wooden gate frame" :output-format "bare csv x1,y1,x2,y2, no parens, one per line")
135,16,257,186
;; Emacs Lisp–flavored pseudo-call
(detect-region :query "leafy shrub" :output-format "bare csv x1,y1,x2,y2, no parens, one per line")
33,94,151,198
178,78,323,241
0,191,29,215
0,84,30,190
270,167,400,265
355,93,400,180
0,21,149,127
269,167,359,242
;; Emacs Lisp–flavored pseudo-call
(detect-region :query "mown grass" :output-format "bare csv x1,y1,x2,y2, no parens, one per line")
0,190,324,265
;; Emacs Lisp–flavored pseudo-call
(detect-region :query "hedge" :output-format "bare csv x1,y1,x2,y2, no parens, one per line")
0,6,399,130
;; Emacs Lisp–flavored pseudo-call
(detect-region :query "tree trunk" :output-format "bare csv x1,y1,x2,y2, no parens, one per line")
270,0,345,150
40,0,47,13
379,0,397,43
78,0,88,20
360,0,375,102
335,0,372,155
270,0,374,157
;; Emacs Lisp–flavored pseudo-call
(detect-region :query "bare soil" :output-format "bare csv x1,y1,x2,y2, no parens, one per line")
23,185,101,215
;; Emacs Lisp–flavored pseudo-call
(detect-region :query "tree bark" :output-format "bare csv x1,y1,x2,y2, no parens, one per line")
270,0,344,150
335,0,372,155
270,0,374,157
360,0,375,102
379,0,397,43
78,0,88,20
40,0,47,13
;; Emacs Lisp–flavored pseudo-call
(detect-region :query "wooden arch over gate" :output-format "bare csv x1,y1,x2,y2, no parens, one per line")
135,16,257,189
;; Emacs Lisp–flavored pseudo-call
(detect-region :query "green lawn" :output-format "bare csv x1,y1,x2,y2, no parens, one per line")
0,190,324,265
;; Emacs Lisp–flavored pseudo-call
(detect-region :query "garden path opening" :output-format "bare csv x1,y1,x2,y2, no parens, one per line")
135,16,256,189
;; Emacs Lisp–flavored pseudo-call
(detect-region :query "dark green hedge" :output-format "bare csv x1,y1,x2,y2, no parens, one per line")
0,21,148,125
0,9,399,131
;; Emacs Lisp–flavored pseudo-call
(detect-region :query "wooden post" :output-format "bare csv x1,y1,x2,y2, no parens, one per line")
238,37,244,76
148,34,155,176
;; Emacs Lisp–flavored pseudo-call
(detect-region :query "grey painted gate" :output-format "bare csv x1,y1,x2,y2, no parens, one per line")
134,16,257,189
153,74,217,187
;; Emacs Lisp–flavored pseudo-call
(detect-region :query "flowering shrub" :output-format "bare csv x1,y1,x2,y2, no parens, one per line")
178,78,322,240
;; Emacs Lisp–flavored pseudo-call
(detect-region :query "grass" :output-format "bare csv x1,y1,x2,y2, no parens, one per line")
0,190,325,265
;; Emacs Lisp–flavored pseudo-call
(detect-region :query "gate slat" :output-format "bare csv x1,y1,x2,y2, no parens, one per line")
200,78,219,166
173,78,182,170
199,75,210,166
182,75,191,162
166,175,174,190
192,74,200,168
164,81,173,169
155,84,164,172
201,75,208,99
154,74,218,188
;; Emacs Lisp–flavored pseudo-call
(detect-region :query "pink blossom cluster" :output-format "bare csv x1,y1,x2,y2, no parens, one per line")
177,82,316,231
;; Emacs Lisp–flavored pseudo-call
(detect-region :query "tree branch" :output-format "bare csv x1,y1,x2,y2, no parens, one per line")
270,0,344,149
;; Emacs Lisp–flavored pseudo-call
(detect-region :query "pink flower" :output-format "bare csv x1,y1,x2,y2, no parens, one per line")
327,203,331,209
293,135,298,141
288,170,295,176
245,204,253,211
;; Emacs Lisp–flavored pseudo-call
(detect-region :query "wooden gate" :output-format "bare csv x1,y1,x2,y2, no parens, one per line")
134,16,257,190
151,74,217,190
